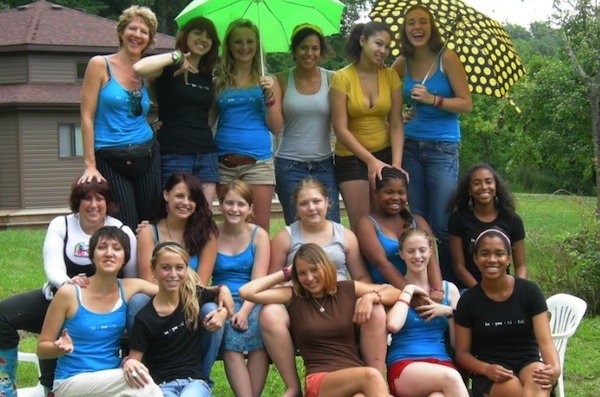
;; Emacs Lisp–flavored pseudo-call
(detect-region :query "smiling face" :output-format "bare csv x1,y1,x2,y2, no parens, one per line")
469,168,497,207
360,30,391,66
400,234,432,273
164,182,196,220
473,236,511,280
93,237,125,273
228,27,257,64
295,257,326,297
186,28,213,57
220,189,252,225
376,177,408,215
153,251,188,293
120,16,150,55
295,187,328,226
294,34,321,70
79,191,107,227
404,8,432,47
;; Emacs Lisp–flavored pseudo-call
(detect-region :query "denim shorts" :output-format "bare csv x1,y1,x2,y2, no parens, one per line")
158,377,211,397
334,147,392,183
161,152,219,186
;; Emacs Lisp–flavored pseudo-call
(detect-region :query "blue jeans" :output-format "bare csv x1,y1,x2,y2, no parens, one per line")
159,378,211,397
402,139,459,284
274,156,340,224
161,152,219,186
127,296,223,388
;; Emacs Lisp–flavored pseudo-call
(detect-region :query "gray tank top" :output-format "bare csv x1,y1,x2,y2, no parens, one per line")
285,221,348,280
276,67,333,161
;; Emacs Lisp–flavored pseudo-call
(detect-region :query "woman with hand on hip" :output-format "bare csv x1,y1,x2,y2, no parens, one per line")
447,164,527,290
454,229,559,397
212,19,283,233
127,241,234,397
386,228,468,397
274,24,340,224
133,17,221,205
391,4,472,284
36,227,162,397
79,6,161,228
213,180,271,397
240,243,399,397
330,21,405,232
260,178,385,397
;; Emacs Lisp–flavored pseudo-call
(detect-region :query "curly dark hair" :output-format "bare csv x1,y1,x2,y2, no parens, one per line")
149,172,218,257
398,4,444,58
375,167,414,225
447,164,516,215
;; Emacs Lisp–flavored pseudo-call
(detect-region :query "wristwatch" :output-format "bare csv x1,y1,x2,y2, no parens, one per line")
446,308,456,318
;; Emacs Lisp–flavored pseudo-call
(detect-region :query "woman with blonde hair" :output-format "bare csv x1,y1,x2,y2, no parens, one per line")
240,243,398,397
212,19,283,233
126,241,233,397
79,6,161,228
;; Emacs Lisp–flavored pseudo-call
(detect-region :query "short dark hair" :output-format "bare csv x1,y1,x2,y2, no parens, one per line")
69,179,118,215
290,25,333,61
88,226,131,268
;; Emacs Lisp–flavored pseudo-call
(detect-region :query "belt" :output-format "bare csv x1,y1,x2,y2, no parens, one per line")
219,153,257,168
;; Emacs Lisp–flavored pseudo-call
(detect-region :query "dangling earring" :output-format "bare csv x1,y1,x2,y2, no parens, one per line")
494,195,499,207
468,195,474,209
165,203,170,212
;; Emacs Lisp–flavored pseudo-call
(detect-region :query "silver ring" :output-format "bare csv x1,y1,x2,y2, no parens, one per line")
131,371,138,378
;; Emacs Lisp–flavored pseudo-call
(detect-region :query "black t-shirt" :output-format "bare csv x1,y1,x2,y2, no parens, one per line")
454,278,547,367
154,65,216,154
129,286,215,384
448,210,525,283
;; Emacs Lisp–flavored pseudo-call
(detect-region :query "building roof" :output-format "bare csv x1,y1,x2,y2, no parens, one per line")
0,83,81,107
0,0,173,50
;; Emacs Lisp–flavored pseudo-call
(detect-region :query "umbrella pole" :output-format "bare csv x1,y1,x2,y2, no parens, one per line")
258,6,265,76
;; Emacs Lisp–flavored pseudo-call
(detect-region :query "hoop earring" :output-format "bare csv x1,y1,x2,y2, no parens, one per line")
468,196,474,209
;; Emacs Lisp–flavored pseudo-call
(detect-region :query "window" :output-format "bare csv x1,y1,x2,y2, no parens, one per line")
58,124,83,157
76,62,87,81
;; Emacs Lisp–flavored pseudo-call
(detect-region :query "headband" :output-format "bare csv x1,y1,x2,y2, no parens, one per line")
292,23,323,38
152,241,184,257
474,228,511,249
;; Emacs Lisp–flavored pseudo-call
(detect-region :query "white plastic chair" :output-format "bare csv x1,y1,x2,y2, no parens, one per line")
16,352,46,397
546,293,587,397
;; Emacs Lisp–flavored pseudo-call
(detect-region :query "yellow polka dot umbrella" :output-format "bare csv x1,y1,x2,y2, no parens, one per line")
369,0,526,99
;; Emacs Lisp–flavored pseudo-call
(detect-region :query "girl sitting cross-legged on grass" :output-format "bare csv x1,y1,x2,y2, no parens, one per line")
240,243,400,397
125,241,233,397
386,228,468,397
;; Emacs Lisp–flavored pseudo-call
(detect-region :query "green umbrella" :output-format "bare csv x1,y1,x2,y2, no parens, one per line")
175,0,345,54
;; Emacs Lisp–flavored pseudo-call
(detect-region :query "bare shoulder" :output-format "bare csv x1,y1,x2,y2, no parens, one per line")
391,56,406,78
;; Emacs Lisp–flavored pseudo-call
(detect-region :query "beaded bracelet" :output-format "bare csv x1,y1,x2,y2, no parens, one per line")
434,96,445,108
370,290,383,304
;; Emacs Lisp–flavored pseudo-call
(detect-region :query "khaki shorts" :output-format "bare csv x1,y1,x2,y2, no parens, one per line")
218,158,275,185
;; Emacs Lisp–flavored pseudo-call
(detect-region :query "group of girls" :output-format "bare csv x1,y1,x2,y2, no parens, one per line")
0,3,562,397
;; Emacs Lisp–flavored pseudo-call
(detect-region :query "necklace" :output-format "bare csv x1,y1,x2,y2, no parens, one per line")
164,219,183,245
312,296,328,313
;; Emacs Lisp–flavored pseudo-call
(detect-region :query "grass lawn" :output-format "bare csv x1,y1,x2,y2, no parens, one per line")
1,193,599,396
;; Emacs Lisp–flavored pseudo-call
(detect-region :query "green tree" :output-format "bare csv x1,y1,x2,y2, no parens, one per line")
553,0,600,211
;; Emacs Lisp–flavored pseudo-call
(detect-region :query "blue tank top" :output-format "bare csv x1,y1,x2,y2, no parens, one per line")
365,216,416,284
94,57,152,149
386,281,452,364
151,224,199,271
215,87,272,160
54,280,126,381
403,54,460,142
212,226,258,298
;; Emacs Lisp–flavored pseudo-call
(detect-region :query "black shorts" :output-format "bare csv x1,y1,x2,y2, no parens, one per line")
471,359,550,397
334,147,392,183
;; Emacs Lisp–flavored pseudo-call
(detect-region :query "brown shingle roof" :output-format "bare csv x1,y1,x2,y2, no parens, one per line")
0,0,173,50
0,83,81,106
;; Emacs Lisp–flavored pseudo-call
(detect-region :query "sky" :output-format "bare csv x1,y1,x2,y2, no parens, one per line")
463,0,555,27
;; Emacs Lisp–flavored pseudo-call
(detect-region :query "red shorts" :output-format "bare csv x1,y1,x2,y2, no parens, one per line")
387,358,456,396
304,372,328,397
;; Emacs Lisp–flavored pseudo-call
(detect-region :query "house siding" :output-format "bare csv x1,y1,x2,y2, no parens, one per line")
0,55,28,85
29,53,92,83
0,113,21,208
20,111,82,208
